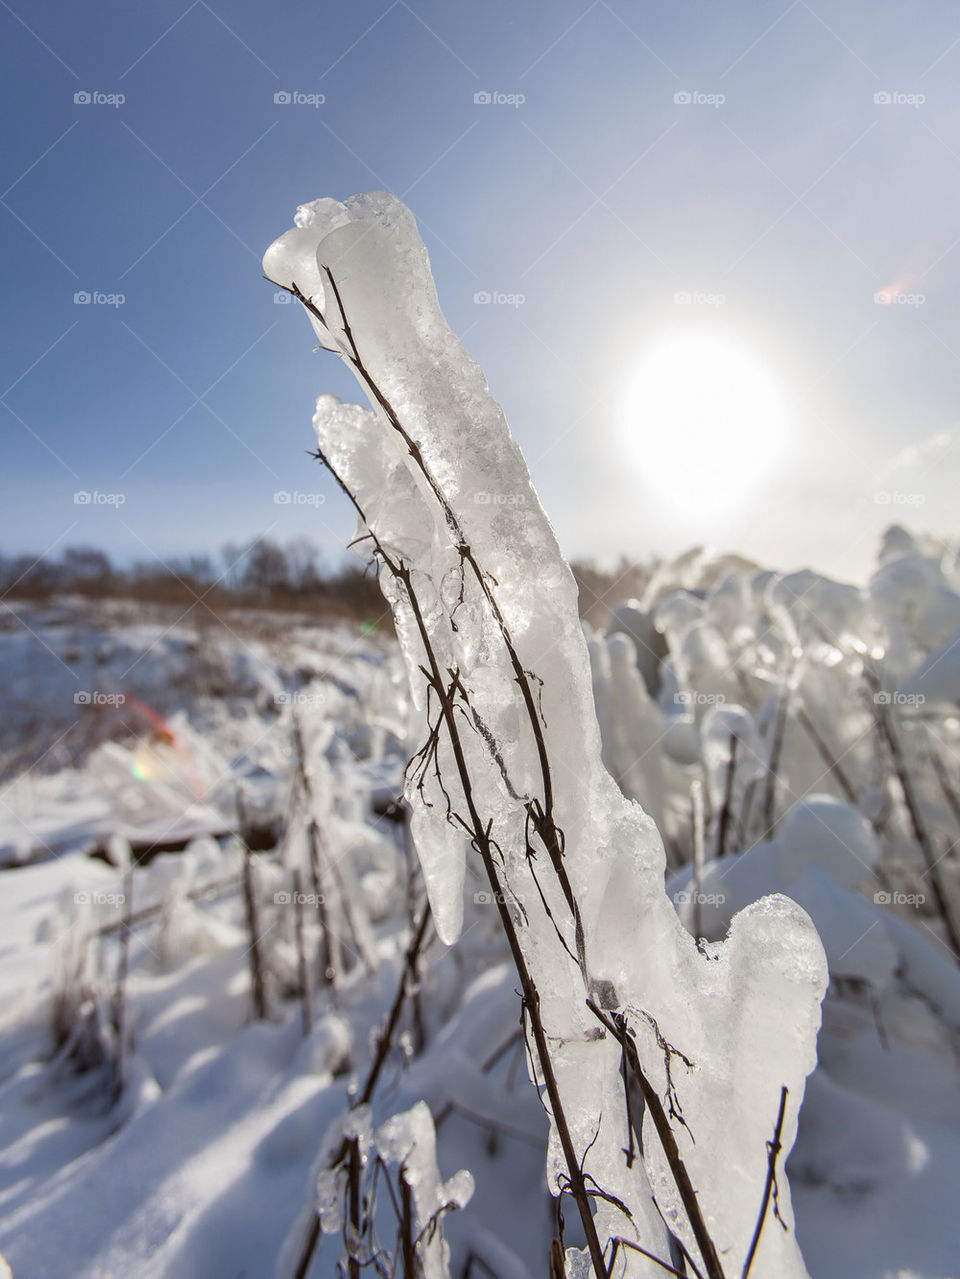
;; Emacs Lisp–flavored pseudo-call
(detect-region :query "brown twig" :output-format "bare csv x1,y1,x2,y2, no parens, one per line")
292,868,312,1036
741,1086,788,1278
794,705,857,804
716,733,739,859
400,1169,416,1278
239,797,268,1021
586,1000,726,1279
347,1135,361,1279
291,901,432,1279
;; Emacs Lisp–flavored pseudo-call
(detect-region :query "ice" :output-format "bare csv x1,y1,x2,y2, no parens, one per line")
700,703,765,838
767,570,866,648
590,632,665,829
901,637,960,705
606,600,667,696
652,587,704,644
7,508,960,1275
870,551,960,675
265,190,829,1277
375,1101,474,1279
409,806,466,946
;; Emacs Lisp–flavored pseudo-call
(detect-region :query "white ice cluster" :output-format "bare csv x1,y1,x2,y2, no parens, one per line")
264,191,828,1278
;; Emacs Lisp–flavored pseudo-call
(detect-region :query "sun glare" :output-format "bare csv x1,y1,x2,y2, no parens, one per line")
621,338,787,519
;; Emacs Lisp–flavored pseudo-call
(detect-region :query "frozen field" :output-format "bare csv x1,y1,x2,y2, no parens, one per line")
2,523,960,1279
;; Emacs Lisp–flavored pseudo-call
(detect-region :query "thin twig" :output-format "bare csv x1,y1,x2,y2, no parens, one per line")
586,1000,726,1279
741,1086,788,1278
239,796,268,1021
716,733,739,859
291,903,432,1279
794,705,857,804
865,668,960,962
293,868,312,1036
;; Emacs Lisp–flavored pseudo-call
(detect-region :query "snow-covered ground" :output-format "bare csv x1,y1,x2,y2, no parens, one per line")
2,524,960,1279
0,599,554,1277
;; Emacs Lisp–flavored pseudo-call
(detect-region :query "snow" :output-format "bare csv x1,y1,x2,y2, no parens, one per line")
0,181,958,1278
4,552,960,1276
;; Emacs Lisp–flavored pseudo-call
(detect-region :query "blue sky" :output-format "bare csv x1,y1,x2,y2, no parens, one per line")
3,0,960,582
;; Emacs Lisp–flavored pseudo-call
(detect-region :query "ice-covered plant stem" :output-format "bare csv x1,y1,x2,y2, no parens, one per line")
263,192,828,1278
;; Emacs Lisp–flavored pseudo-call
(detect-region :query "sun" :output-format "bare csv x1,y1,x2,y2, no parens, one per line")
621,338,787,519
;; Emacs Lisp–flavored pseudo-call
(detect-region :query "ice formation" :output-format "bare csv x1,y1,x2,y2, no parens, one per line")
264,191,828,1277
